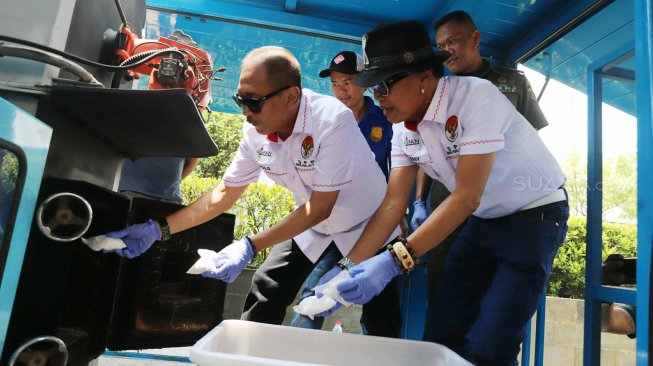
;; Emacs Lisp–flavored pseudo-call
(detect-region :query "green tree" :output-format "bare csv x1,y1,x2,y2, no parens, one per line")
197,111,244,179
1,151,18,192
180,177,296,267
232,183,296,266
562,151,637,222
548,216,637,298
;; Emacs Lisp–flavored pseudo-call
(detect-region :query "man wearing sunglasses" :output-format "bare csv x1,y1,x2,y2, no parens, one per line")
410,10,551,303
290,51,400,336
102,46,401,330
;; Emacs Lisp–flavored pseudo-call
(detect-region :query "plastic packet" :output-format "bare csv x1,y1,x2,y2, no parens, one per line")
313,270,353,306
81,235,126,251
186,249,220,274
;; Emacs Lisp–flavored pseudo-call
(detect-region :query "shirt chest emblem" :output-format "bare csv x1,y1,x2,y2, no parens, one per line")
370,126,383,142
301,136,314,159
403,132,422,155
256,143,273,164
445,115,459,142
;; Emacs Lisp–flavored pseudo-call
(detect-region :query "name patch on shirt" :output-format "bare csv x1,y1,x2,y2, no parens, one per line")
403,132,422,155
256,144,272,164
295,159,315,168
445,115,459,142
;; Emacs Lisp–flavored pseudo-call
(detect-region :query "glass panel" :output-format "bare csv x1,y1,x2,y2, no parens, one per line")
1,148,19,246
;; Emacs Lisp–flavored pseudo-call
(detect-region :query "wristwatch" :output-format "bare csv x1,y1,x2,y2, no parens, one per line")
156,217,171,241
337,257,355,270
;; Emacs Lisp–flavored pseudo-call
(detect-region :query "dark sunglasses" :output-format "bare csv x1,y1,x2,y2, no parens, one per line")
232,85,292,113
367,72,410,97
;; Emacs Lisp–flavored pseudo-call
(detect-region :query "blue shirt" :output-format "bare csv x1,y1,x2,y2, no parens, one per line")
358,96,393,179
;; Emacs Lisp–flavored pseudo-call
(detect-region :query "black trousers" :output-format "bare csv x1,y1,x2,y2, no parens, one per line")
241,239,402,338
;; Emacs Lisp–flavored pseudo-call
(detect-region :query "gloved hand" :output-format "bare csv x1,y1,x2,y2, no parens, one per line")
337,251,401,305
105,219,161,258
410,200,427,231
314,265,344,318
316,265,343,287
201,237,255,283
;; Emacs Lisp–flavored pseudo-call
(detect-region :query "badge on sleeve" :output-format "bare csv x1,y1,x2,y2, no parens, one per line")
370,126,383,142
301,136,314,159
445,115,459,142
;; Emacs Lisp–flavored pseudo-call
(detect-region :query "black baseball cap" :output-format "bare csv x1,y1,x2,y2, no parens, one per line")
319,51,364,78
356,21,450,87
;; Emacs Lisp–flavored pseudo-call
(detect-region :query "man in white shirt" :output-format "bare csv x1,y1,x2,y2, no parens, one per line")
103,46,401,332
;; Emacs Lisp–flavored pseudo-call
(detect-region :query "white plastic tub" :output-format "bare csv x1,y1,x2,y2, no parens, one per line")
190,320,472,366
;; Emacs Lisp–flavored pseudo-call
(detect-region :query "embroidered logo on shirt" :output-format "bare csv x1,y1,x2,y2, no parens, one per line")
371,126,383,142
445,115,459,142
446,145,460,155
256,144,272,164
301,136,314,159
295,159,315,168
403,132,421,155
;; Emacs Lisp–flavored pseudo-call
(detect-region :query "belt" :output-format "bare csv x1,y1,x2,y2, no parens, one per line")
520,188,566,211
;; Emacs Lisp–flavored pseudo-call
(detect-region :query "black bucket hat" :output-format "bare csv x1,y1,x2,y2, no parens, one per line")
319,51,364,78
356,20,450,87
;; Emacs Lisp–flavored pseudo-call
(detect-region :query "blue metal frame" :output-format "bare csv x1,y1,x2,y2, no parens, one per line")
146,0,372,42
0,97,52,356
634,0,653,364
102,351,191,363
506,0,614,65
583,43,636,366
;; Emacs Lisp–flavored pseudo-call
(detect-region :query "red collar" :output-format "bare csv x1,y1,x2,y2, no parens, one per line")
267,133,290,142
267,133,279,142
404,121,419,131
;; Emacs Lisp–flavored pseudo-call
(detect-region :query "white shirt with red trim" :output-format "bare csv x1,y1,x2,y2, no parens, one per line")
223,88,400,262
391,76,565,219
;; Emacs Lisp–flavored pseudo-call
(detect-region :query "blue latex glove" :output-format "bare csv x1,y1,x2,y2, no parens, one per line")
105,219,161,258
410,200,427,231
337,251,402,305
314,266,344,318
316,265,343,287
202,237,255,283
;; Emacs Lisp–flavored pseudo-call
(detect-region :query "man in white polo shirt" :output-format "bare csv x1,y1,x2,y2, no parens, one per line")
103,46,401,333
316,21,569,365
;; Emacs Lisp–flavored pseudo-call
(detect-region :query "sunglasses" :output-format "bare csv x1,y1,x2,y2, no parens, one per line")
367,72,410,97
232,85,292,113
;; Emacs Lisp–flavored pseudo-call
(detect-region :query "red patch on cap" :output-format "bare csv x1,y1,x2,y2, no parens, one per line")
334,55,345,64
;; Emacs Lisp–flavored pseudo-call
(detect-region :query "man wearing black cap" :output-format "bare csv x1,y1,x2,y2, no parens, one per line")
316,21,569,366
291,51,397,334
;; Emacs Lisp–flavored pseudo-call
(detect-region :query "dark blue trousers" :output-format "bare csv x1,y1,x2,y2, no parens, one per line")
424,199,569,366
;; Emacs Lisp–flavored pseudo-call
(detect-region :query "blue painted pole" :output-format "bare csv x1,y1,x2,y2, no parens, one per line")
634,0,653,364
583,51,603,366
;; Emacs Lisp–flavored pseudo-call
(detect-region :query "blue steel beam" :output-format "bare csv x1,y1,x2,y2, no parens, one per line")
583,42,635,366
283,0,298,13
147,0,372,42
634,0,653,364
583,53,603,366
506,0,614,65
